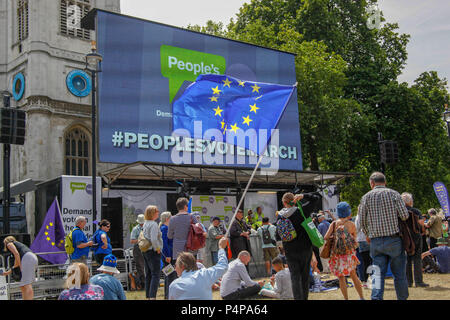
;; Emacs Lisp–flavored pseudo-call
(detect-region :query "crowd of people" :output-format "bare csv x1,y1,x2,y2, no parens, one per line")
1,171,448,301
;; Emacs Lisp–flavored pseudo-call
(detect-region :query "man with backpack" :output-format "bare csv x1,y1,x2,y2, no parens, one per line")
257,217,278,276
276,191,322,300
67,216,93,264
401,192,429,288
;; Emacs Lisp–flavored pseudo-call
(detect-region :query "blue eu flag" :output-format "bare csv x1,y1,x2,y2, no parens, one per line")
172,74,296,155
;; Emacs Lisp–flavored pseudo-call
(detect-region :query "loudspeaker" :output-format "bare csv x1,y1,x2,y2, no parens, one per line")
380,140,399,164
0,108,26,145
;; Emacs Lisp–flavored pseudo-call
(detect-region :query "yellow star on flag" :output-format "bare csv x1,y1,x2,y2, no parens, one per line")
251,84,260,93
51,242,55,246
46,237,50,241
49,222,53,227
221,120,225,129
230,123,240,133
45,232,48,236
238,80,246,87
209,96,218,102
46,225,49,230
212,86,221,95
242,115,253,126
250,104,259,113
213,106,223,117
222,78,232,88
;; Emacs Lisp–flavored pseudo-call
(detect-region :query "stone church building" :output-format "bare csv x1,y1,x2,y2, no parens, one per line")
0,0,121,235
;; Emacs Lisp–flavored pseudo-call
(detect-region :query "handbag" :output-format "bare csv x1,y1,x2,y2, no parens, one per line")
138,230,151,253
320,222,336,259
297,202,324,248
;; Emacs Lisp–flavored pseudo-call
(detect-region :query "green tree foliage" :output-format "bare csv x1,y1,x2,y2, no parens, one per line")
187,0,450,212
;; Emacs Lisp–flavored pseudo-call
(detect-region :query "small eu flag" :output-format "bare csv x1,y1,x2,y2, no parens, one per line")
172,74,296,155
30,198,67,264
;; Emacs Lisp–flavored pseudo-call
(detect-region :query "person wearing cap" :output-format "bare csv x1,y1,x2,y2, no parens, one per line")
208,217,225,265
89,254,126,300
358,172,409,300
421,237,449,274
325,202,364,300
130,214,146,290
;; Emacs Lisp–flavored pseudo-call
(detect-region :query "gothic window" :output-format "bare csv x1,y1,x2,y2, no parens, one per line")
64,127,90,176
60,0,91,40
17,0,29,41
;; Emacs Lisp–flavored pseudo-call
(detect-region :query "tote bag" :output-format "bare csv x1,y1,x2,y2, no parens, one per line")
297,202,324,248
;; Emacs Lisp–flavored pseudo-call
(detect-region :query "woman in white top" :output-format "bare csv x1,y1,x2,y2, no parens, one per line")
142,205,163,300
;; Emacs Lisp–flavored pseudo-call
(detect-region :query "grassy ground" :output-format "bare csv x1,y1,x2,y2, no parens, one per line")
126,273,450,300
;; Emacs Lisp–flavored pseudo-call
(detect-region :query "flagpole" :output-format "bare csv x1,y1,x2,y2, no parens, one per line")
55,196,64,231
225,148,266,239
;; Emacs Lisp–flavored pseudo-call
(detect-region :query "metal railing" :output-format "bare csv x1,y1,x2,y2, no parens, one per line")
3,248,130,300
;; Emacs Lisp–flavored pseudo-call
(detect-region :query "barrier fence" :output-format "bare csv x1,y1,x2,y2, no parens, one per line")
2,248,131,300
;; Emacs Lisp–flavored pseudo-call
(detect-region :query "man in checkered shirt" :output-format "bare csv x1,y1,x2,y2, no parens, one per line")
358,172,409,300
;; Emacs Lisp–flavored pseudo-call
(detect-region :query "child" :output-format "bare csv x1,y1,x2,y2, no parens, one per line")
260,257,294,299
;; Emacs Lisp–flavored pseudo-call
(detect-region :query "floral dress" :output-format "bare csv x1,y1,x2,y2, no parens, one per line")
58,284,104,300
328,223,360,277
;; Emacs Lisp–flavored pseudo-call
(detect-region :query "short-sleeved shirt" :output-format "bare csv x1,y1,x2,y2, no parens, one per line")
208,225,223,252
130,224,143,241
428,215,443,239
430,246,450,273
71,228,90,260
90,273,126,300
358,186,409,238
93,230,112,255
257,224,277,248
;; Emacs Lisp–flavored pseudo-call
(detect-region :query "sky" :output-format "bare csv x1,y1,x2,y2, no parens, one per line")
119,0,450,85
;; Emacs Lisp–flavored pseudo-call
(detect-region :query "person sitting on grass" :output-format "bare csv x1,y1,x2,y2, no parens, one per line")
89,254,126,300
259,257,293,299
421,237,449,274
220,250,265,300
168,237,228,300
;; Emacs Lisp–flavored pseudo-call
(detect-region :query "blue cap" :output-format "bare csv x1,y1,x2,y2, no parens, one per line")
336,202,351,218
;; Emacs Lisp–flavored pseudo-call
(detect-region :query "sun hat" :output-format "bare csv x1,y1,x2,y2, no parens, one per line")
136,214,145,224
436,237,448,245
97,254,120,274
336,201,351,218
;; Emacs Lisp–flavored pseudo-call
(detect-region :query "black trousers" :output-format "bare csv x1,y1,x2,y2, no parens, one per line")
312,245,323,272
406,237,424,285
286,247,313,300
132,244,146,289
222,284,261,300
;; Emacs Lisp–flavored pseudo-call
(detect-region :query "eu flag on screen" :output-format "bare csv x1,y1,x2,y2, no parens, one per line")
172,74,296,155
30,198,67,264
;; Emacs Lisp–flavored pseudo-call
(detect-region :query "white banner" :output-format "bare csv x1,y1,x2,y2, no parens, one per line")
102,189,169,249
244,192,278,223
321,185,339,220
190,195,236,230
61,175,102,239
